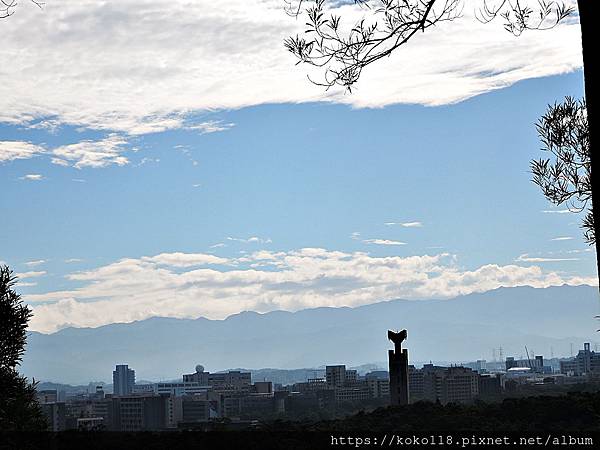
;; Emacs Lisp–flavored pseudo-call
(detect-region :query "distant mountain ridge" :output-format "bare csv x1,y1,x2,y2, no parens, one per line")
22,285,600,384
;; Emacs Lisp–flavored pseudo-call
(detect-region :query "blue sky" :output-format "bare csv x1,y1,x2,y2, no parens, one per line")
0,72,592,269
0,0,593,333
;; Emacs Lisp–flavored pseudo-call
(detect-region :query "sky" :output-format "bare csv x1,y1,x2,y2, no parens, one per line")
0,0,596,334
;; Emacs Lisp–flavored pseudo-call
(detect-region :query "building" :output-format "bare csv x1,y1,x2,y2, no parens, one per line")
444,366,479,403
365,378,390,399
109,395,167,431
560,343,600,376
182,396,211,422
89,385,105,400
183,365,210,384
37,389,58,404
364,371,390,399
334,385,371,403
113,364,135,396
253,381,273,394
325,365,347,389
478,374,502,397
132,383,155,394
208,370,251,391
77,417,104,431
154,382,210,397
40,402,66,431
409,364,479,404
506,355,547,374
291,378,328,394
464,360,488,373
388,329,409,405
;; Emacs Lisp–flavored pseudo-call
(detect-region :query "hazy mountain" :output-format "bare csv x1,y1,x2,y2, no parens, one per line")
22,285,600,384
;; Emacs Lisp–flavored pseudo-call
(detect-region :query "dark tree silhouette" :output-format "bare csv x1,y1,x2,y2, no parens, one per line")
1,0,43,19
284,0,572,90
285,0,600,282
0,265,46,431
532,97,593,244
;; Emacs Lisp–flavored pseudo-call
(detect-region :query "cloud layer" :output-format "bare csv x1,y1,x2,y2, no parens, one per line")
0,136,131,168
27,248,595,333
0,0,582,134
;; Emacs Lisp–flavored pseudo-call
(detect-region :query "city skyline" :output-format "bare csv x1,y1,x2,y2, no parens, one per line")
34,339,600,432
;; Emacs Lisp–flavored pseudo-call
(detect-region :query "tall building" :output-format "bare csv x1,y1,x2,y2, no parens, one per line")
409,364,480,404
325,365,347,389
443,366,480,403
113,364,135,396
40,402,66,431
388,329,409,405
560,343,600,376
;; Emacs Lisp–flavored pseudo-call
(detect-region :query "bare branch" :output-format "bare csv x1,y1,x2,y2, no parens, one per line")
476,0,574,36
285,0,574,90
1,0,44,19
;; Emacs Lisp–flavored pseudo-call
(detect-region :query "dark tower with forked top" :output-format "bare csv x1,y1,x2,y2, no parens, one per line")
388,329,409,405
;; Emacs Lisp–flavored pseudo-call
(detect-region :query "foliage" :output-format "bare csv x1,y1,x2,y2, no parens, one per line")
0,367,47,431
310,391,600,433
532,97,594,244
0,265,47,431
0,265,33,370
284,0,573,90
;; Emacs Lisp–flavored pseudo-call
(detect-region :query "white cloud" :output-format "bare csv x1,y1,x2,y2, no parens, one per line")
0,0,582,134
363,239,407,246
51,135,129,169
17,270,46,279
65,258,83,263
516,253,579,263
551,236,575,241
25,248,596,333
542,209,571,214
25,259,46,267
0,141,45,163
2,136,133,168
19,174,44,181
227,236,272,244
566,248,593,254
28,118,62,134
187,120,235,134
385,221,423,227
142,252,229,267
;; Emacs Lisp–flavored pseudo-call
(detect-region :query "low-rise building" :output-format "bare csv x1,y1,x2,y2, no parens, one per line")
560,343,600,377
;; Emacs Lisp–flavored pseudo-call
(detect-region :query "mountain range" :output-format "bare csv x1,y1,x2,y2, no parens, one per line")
22,285,600,384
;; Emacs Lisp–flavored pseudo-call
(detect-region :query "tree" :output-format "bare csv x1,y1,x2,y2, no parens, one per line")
0,265,47,431
284,0,573,90
1,0,43,19
285,0,600,281
532,97,593,244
